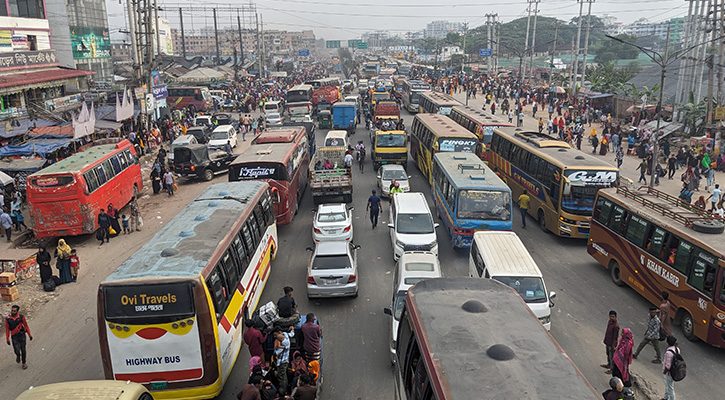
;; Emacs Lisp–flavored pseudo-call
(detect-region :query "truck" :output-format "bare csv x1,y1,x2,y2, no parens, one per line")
173,144,237,181
332,101,357,135
309,146,353,204
371,130,408,170
363,62,379,78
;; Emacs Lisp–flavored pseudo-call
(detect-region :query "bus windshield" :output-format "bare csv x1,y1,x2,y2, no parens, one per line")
562,169,617,215
493,276,548,303
457,189,511,220
287,91,309,103
397,213,434,234
103,282,195,324
376,134,406,148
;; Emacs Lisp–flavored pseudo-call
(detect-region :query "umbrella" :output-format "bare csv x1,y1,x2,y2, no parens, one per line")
497,72,508,78
550,86,566,94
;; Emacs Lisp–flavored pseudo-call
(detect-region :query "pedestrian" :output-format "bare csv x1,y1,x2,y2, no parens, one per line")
243,319,267,364
130,198,141,232
37,245,52,284
602,377,624,400
55,238,73,284
668,154,677,180
357,146,366,173
300,313,322,361
518,110,524,127
367,189,382,229
612,328,633,387
517,190,530,229
662,336,679,400
654,163,664,186
237,374,263,400
1,207,12,242
705,166,715,191
707,184,721,212
121,214,130,234
150,167,162,195
615,146,624,169
224,140,233,155
637,159,648,184
344,151,353,168
508,109,514,124
97,208,111,245
660,291,673,337
632,306,662,363
69,249,80,282
5,304,33,370
163,168,175,196
538,117,544,133
601,310,619,373
274,326,295,395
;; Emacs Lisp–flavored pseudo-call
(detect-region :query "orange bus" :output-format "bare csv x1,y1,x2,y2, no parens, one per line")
589,185,725,347
448,105,514,161
228,141,309,225
27,140,143,239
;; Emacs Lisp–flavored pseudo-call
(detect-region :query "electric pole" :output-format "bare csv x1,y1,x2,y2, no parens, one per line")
572,0,585,93
256,13,262,76
213,9,220,65
461,22,468,73
238,13,245,68
706,0,718,124
179,7,186,58
549,23,558,86
486,14,493,73
524,1,533,80
580,0,594,91
529,0,540,83
650,27,670,188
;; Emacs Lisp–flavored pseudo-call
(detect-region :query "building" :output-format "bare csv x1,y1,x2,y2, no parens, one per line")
46,0,113,85
169,28,315,59
604,16,685,44
424,20,463,39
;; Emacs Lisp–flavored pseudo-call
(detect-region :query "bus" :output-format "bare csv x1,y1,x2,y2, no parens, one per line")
400,80,431,113
418,91,462,115
390,278,599,400
228,142,309,225
98,182,278,399
167,87,212,112
252,125,313,158
410,113,479,184
285,84,314,115
364,62,379,78
488,128,619,238
588,185,725,346
398,63,412,77
448,105,514,161
27,140,143,239
432,152,512,247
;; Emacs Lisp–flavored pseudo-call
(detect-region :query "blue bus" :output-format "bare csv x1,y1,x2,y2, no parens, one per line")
432,152,512,248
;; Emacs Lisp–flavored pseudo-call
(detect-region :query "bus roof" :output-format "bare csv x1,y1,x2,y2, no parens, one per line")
433,152,509,190
451,105,511,126
420,91,461,106
231,142,296,165
415,114,478,139
253,127,304,144
104,182,267,281
29,141,129,176
408,278,598,399
496,127,616,170
288,84,313,92
472,231,541,277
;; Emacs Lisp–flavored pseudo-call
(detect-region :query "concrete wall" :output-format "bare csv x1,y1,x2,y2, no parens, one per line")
44,0,74,68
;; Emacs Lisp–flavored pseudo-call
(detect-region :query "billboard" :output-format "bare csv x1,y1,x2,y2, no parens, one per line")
157,18,174,55
70,26,111,59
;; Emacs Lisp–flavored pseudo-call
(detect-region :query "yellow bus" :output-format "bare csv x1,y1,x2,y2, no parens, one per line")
98,182,277,399
488,128,619,238
418,91,462,115
410,113,479,184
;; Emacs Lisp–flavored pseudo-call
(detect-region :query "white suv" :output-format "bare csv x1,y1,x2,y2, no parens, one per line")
389,192,438,261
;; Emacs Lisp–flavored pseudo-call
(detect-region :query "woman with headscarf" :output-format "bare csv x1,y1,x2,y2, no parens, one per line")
307,360,320,384
107,204,121,237
612,328,634,387
37,245,52,283
55,239,73,284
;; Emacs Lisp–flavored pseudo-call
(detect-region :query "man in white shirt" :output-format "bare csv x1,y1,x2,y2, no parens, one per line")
344,152,353,168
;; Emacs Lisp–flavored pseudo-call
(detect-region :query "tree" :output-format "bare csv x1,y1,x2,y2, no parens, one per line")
591,34,641,63
680,93,708,136
586,61,641,93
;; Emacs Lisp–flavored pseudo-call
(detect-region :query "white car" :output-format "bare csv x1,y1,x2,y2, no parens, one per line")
313,203,354,243
377,165,411,197
265,112,283,126
193,115,212,127
208,125,238,149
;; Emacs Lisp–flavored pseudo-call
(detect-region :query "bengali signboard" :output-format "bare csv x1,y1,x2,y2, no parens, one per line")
0,50,58,70
0,30,10,48
70,26,111,59
152,84,168,100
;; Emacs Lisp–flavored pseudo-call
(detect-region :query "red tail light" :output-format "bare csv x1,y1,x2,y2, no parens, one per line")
343,225,351,232
313,228,322,234
347,274,357,283
307,276,316,284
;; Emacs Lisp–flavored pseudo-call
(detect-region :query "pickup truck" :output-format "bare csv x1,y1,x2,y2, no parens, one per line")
309,147,353,204
173,144,237,181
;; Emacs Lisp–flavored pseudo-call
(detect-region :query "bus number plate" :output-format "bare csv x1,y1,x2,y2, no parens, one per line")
151,382,168,390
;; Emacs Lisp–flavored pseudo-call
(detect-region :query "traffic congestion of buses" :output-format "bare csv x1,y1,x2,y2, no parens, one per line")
14,53,725,400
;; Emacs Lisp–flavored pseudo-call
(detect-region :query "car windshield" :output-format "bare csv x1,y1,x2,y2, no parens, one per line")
457,190,511,221
397,213,434,234
393,290,407,320
317,212,346,223
211,131,229,140
376,134,406,148
312,254,352,270
382,169,407,180
493,277,547,303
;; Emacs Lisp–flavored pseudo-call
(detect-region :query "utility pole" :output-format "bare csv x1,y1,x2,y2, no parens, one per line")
260,14,266,76
461,22,468,73
549,23,558,86
126,0,140,84
696,0,709,101
524,0,533,80
717,0,724,106
572,0,585,93
179,7,186,58
237,13,245,68
495,19,501,72
706,0,718,124
486,14,492,73
529,0,540,83
580,0,594,91
569,36,576,89
153,0,160,61
651,26,670,188
213,9,220,65
256,13,262,76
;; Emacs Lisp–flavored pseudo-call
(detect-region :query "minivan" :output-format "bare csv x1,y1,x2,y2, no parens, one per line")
389,192,439,261
208,125,238,149
15,380,153,400
264,100,282,115
469,231,556,330
324,130,348,148
169,134,198,164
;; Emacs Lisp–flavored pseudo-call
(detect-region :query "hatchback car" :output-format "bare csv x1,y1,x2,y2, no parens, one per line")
313,203,354,243
266,112,283,126
377,164,411,197
306,241,360,298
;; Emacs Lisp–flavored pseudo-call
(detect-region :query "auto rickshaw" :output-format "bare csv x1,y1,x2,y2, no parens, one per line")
318,110,332,129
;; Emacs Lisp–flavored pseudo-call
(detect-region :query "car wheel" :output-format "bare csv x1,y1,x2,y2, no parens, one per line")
609,260,624,286
352,291,358,298
203,168,214,181
681,311,697,341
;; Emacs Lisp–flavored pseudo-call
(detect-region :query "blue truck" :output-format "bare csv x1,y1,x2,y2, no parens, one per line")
332,101,357,134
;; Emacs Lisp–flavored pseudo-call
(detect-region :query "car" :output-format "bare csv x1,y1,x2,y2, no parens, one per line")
173,144,237,181
306,241,360,298
213,113,237,128
266,112,283,126
186,126,211,144
208,125,238,149
194,115,213,127
377,164,411,197
313,203,354,243
389,192,439,261
169,134,198,165
384,251,442,364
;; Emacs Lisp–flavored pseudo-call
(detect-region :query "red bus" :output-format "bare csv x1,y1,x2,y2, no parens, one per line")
448,105,514,161
167,86,213,112
228,141,310,225
253,125,314,158
27,140,143,239
286,84,314,115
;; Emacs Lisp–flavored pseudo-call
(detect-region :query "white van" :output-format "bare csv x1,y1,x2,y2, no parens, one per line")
264,100,282,115
168,134,198,163
324,130,348,148
208,125,238,149
389,192,439,261
15,380,152,400
469,231,556,330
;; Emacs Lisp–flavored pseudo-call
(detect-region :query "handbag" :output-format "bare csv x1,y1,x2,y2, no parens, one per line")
173,183,178,191
137,216,143,228
109,226,117,235
659,327,667,341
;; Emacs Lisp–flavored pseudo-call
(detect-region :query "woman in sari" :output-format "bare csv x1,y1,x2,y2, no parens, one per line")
55,239,73,284
612,328,634,387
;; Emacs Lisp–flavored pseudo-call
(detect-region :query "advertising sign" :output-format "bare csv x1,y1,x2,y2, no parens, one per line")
298,49,310,57
0,50,58,70
70,26,111,59
479,48,492,57
11,35,27,51
152,85,168,100
0,30,10,48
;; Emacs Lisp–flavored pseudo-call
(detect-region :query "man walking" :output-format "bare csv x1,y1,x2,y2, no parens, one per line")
637,159,648,184
707,184,721,212
163,168,175,196
97,208,111,245
662,336,679,400
367,189,382,229
632,306,662,363
601,310,619,374
516,190,530,229
1,207,12,242
5,305,32,369
615,146,624,169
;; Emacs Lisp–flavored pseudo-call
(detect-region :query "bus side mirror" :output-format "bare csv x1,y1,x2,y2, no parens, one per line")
549,291,557,307
383,307,392,316
434,223,440,229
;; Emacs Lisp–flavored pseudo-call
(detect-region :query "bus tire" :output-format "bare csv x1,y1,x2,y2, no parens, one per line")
202,168,214,181
681,311,697,341
692,220,725,234
609,260,625,286
538,210,548,232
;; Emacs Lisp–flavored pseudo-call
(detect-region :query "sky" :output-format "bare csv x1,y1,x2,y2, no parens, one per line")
105,0,690,42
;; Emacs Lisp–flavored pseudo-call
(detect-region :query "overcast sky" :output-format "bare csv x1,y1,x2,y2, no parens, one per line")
106,0,690,41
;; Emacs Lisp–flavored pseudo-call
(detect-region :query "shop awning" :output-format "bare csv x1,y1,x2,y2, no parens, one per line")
0,138,73,157
0,67,94,90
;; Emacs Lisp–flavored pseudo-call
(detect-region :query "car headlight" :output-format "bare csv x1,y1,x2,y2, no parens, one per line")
428,240,438,249
559,223,572,232
395,239,405,249
539,315,551,324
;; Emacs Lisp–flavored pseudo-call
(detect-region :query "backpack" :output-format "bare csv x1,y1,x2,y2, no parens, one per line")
668,348,687,381
43,278,56,292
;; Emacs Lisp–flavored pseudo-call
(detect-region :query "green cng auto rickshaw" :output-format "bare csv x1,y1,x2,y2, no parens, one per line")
318,110,332,129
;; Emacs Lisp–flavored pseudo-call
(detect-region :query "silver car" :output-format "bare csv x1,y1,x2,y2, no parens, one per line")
313,203,354,243
306,241,360,298
265,112,283,126
377,164,411,197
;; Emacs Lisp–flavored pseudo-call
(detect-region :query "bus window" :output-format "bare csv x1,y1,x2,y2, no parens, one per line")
102,161,115,180
690,250,718,297
110,156,122,175
241,223,254,253
206,267,228,315
96,165,107,185
412,357,433,400
647,226,667,259
232,233,249,269
595,199,613,224
625,215,649,248
609,206,627,234
219,251,240,295
262,195,275,223
118,153,128,170
672,240,694,274
719,276,725,304
248,218,261,246
84,171,100,193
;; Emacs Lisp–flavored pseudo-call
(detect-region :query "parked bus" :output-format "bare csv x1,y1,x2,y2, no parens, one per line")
410,113,479,184
253,125,314,158
589,185,725,346
388,278,598,400
418,91,462,115
400,80,431,113
228,142,309,225
167,86,212,112
27,140,143,239
488,128,619,238
432,152,512,247
285,84,314,115
98,182,277,399
448,105,514,161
